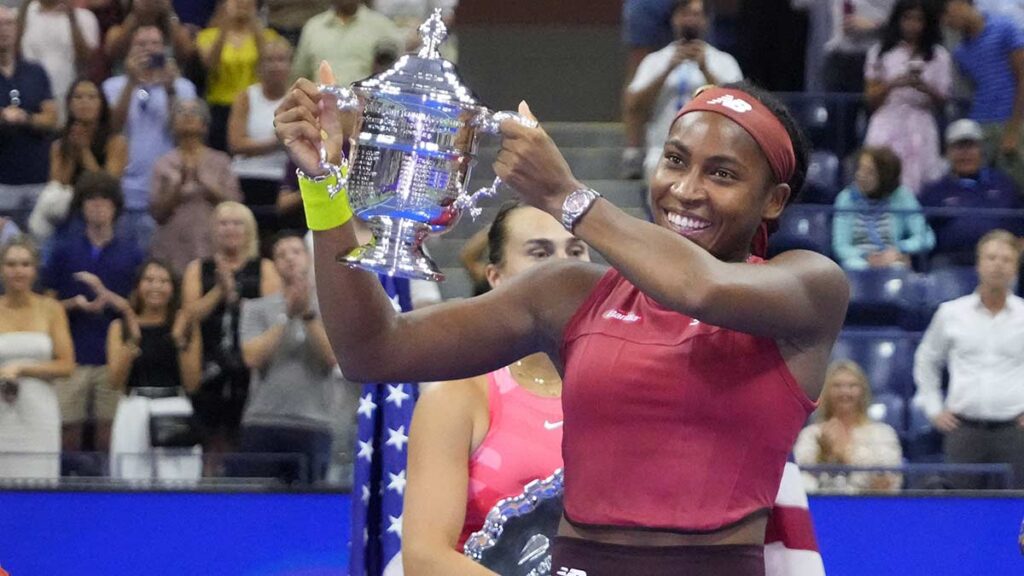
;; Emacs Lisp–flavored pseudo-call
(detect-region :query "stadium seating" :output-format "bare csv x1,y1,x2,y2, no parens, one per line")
767,204,831,258
800,150,842,204
844,268,914,326
899,266,977,330
830,329,918,399
867,392,907,433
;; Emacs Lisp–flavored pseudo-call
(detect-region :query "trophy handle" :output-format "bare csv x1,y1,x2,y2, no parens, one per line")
316,84,361,197
456,110,539,219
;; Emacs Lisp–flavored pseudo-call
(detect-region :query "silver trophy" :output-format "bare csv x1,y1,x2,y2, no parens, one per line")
464,468,564,576
315,9,535,281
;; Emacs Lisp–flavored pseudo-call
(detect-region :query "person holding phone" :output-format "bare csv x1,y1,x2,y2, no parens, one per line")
102,24,197,249
623,0,742,181
863,0,951,193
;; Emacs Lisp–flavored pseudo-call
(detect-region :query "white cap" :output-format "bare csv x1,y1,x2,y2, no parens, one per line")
945,119,984,145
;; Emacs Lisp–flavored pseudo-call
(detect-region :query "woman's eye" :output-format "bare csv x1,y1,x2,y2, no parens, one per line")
665,154,684,165
711,169,735,180
530,251,550,259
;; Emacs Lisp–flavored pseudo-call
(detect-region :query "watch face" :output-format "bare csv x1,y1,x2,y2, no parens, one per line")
566,193,588,213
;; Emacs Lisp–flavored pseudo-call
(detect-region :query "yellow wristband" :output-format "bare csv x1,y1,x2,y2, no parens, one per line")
299,171,354,231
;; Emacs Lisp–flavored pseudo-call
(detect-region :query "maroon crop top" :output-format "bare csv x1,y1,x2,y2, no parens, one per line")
559,265,816,533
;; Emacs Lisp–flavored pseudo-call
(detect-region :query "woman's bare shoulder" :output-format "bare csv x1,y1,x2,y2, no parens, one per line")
37,293,65,316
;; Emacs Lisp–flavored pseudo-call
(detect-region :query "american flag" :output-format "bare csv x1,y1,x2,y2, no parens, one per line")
765,461,827,576
349,274,417,576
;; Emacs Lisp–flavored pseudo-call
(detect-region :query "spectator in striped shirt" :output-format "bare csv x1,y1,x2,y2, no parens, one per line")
941,0,1024,191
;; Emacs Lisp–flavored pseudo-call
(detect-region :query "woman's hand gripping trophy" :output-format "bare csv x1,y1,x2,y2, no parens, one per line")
274,61,347,179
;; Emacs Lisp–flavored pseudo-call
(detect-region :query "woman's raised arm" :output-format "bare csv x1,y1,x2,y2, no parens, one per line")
312,223,599,383
275,64,601,385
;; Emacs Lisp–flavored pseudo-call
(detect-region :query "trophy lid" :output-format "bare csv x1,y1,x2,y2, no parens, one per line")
353,8,481,109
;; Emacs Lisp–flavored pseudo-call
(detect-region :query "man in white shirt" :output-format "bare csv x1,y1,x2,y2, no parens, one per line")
913,230,1024,488
622,0,743,181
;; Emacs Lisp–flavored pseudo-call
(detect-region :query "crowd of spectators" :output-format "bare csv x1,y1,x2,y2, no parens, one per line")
0,0,434,482
0,0,1022,493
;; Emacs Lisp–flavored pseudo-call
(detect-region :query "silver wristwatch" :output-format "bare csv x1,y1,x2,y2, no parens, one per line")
560,187,602,232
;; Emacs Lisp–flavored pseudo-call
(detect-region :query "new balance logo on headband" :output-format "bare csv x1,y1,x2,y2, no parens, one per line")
706,94,753,113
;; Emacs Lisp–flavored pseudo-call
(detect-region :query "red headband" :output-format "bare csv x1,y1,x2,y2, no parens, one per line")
674,86,796,185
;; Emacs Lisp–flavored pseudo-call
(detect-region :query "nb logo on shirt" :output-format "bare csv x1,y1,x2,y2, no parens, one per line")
602,309,641,323
556,568,588,576
706,94,753,113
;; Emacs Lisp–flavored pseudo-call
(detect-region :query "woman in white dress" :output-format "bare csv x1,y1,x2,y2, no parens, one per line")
0,236,75,480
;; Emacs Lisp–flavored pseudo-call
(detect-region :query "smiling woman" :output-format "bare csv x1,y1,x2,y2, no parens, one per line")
0,236,75,480
651,84,809,262
274,66,848,575
794,360,903,493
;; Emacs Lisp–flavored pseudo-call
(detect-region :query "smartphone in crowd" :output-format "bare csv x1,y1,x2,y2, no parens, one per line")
679,26,699,43
149,52,166,69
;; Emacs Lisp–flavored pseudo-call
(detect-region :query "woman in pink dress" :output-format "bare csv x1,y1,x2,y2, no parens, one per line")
864,0,951,194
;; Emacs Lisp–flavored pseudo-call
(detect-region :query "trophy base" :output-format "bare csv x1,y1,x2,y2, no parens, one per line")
338,216,445,281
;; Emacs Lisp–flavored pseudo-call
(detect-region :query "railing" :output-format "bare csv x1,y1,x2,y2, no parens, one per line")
0,450,354,490
800,463,1015,491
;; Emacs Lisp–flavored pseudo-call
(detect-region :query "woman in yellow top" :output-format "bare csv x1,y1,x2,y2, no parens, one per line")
196,0,281,152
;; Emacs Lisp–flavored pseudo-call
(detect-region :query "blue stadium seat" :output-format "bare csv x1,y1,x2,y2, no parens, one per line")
800,151,841,204
783,96,833,151
830,329,918,397
868,392,907,433
904,404,944,463
925,266,977,304
900,267,977,330
767,205,831,258
845,268,914,326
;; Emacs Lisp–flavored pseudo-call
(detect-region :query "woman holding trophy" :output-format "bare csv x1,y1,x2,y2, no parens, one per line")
274,58,846,575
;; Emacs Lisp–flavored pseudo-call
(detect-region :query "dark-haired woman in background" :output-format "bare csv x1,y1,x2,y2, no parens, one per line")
30,78,128,243
50,78,128,186
863,0,951,193
832,147,934,270
107,259,202,479
402,203,589,575
277,63,848,572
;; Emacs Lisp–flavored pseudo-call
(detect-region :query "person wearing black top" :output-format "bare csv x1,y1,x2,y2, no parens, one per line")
106,259,202,479
181,201,279,460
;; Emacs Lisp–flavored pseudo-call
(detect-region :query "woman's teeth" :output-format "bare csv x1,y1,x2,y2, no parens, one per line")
666,212,711,234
